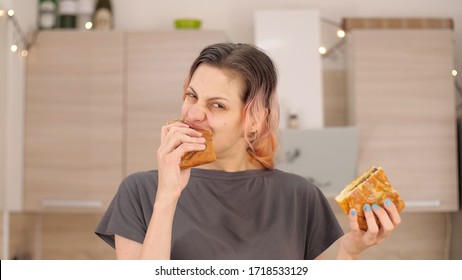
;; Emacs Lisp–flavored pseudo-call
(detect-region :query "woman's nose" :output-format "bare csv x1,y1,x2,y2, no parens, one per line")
187,103,206,122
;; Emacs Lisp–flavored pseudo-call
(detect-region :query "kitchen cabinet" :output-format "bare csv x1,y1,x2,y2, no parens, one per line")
24,30,227,212
24,31,125,212
346,28,459,211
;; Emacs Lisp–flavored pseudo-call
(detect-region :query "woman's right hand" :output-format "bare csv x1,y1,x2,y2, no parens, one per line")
156,121,206,202
120,122,206,260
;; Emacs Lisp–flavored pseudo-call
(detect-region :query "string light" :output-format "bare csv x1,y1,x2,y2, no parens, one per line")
452,69,458,77
85,21,93,30
1,6,32,58
320,18,347,59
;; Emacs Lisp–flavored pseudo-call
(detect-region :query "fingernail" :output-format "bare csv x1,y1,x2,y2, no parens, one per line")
363,204,371,212
372,204,380,210
350,209,356,216
385,199,392,206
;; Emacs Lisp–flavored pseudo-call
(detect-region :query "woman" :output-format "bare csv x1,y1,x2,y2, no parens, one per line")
96,43,401,260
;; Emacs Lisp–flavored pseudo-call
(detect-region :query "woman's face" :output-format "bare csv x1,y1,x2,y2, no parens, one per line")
181,64,248,164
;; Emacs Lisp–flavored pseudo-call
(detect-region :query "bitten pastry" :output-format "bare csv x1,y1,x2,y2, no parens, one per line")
335,166,405,231
179,129,216,169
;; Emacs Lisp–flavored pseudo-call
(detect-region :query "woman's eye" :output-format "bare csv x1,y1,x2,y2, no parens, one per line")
211,103,225,109
185,92,197,99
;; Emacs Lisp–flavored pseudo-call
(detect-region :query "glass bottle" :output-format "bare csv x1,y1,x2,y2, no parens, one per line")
59,0,78,28
92,0,113,30
38,0,58,29
288,113,299,130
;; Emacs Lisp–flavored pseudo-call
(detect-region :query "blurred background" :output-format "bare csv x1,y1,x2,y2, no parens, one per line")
0,0,461,259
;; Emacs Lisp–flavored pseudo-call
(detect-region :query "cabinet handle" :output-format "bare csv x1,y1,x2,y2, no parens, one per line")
40,199,103,209
404,200,441,208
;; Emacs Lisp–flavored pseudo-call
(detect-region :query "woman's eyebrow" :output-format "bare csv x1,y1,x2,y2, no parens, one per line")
188,86,230,102
188,86,197,94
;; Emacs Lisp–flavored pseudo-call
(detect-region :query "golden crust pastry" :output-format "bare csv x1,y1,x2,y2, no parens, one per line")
335,166,405,231
179,129,216,169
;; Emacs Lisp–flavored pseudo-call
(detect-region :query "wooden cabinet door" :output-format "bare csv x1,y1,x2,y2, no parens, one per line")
25,31,124,212
347,30,458,212
125,31,227,175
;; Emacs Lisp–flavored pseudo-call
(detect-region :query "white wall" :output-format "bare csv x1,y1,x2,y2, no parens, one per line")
1,0,37,211
0,6,7,210
255,10,324,129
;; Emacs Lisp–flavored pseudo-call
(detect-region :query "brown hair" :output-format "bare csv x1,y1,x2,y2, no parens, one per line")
184,43,280,169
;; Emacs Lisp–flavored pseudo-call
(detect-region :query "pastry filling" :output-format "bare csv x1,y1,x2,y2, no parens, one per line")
354,167,378,188
339,167,378,198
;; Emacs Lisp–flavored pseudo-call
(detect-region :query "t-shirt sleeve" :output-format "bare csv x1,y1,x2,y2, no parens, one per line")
304,184,344,260
95,173,152,248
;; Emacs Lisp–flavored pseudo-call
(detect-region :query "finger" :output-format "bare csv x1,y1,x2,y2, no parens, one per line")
161,122,191,139
348,208,361,232
158,142,206,169
161,126,204,146
158,134,205,162
372,204,394,241
172,126,203,138
167,129,206,145
163,120,189,131
383,199,402,227
362,204,379,242
171,142,206,160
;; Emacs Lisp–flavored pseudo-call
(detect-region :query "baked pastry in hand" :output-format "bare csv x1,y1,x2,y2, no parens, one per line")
335,166,405,231
179,129,216,169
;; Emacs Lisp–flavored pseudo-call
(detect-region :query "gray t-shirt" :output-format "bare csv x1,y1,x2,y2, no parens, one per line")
95,168,344,259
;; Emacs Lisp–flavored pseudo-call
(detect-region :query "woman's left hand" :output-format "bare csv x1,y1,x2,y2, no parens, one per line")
337,199,402,259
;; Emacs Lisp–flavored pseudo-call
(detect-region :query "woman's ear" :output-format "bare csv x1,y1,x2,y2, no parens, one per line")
249,108,269,133
249,120,258,133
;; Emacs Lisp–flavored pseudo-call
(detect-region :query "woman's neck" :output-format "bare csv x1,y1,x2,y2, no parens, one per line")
199,153,263,172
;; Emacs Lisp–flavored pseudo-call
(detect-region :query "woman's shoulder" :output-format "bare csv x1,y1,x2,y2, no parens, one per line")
124,169,158,181
118,170,159,194
271,169,314,184
270,169,324,195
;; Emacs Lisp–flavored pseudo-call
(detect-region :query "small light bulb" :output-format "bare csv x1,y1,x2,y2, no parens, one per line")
21,50,29,57
319,46,327,55
0,10,5,16
85,21,93,30
452,69,458,77
10,44,18,52
337,29,346,38
7,9,14,17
